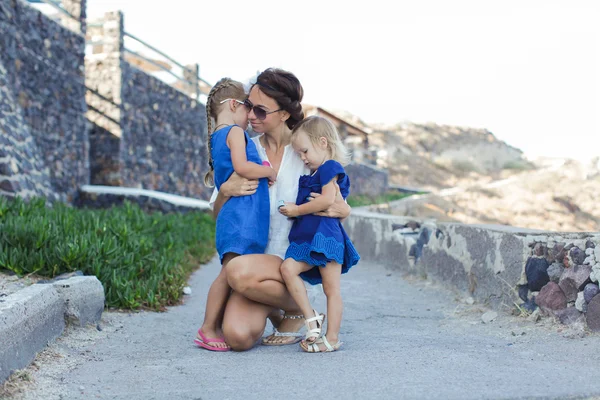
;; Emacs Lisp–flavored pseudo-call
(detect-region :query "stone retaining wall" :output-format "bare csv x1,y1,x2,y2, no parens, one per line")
346,162,388,196
85,11,209,200
119,63,208,199
75,185,211,214
0,0,88,203
345,209,600,331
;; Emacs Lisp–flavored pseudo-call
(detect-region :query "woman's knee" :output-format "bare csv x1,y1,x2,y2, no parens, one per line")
222,325,258,351
225,257,254,292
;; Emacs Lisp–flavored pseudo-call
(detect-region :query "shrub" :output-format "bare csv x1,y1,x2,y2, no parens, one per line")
0,197,215,310
347,192,413,207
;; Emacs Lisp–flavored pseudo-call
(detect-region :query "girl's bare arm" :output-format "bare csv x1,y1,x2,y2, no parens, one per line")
228,126,277,181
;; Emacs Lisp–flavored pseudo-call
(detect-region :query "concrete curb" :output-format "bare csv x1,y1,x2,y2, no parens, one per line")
0,276,104,383
52,276,105,327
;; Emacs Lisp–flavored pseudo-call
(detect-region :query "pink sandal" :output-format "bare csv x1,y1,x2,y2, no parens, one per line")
193,329,230,352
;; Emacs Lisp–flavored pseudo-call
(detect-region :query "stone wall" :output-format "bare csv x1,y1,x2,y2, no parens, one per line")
85,11,209,200
75,185,210,214
346,162,388,196
0,0,88,203
345,209,600,331
119,63,208,198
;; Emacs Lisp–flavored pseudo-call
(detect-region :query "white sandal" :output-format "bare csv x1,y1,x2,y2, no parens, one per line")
302,335,343,353
304,309,325,343
262,314,305,346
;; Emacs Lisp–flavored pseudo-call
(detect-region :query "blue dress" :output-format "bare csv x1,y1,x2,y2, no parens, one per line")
211,125,269,263
285,160,360,285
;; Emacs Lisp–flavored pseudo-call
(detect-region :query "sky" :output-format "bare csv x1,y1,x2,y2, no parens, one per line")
82,0,599,160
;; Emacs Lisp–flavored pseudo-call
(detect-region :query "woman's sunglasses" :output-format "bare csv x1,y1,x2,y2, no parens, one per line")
243,99,282,121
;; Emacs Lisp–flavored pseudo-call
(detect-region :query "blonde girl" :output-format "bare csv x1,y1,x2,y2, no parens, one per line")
278,116,360,353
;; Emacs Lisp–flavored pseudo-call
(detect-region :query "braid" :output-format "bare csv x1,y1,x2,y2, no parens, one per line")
203,78,245,187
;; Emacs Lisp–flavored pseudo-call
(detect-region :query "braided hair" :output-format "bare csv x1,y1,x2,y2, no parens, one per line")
204,78,246,187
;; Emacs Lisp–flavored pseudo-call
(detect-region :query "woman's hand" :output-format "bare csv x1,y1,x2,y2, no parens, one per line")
308,182,351,218
221,172,259,197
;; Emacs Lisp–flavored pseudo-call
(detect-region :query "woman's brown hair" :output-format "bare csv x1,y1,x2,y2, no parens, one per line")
254,68,304,129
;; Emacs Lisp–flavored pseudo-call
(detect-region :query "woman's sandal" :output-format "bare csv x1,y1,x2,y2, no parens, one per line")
301,335,343,353
193,328,230,352
304,309,325,344
262,314,305,346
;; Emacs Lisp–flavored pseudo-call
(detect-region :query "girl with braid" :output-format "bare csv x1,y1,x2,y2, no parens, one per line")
194,78,276,352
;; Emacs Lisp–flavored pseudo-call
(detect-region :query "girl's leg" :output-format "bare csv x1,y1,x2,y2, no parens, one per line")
222,290,272,351
280,259,320,341
197,253,237,348
225,254,305,345
318,261,343,345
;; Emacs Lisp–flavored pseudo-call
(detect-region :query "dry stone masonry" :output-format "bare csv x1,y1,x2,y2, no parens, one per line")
527,239,600,330
345,209,600,332
85,11,209,200
0,0,88,202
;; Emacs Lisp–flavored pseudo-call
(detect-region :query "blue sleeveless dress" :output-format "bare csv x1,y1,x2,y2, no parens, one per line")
211,125,269,263
284,160,360,285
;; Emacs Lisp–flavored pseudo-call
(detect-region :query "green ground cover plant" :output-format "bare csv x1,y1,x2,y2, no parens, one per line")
347,191,414,207
0,197,215,310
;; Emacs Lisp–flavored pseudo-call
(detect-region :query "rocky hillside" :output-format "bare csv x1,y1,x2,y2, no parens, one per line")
330,109,533,191
386,158,600,232
369,122,533,191
329,109,599,232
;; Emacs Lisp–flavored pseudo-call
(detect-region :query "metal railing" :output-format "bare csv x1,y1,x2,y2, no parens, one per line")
86,29,211,100
122,31,211,99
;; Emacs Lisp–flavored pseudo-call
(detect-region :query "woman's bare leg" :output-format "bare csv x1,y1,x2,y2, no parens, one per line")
225,254,305,345
222,291,271,351
226,254,298,311
197,253,237,348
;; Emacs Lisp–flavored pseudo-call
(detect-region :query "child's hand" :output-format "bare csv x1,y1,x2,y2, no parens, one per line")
278,203,299,218
267,169,277,186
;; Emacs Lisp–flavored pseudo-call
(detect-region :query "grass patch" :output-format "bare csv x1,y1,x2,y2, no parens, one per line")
347,191,414,207
0,197,215,311
502,160,534,171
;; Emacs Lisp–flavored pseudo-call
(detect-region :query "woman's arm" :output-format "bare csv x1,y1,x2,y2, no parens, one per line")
229,127,277,181
212,172,259,218
279,179,337,218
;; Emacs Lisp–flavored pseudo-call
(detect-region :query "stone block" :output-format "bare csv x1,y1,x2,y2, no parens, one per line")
52,276,105,326
535,282,567,311
586,295,600,332
558,265,592,302
0,285,65,383
526,257,550,291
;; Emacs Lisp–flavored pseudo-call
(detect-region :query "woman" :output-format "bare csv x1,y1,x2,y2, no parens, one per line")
204,68,350,351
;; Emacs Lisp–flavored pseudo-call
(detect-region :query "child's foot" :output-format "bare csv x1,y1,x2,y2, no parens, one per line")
304,309,325,344
300,335,342,353
194,328,229,351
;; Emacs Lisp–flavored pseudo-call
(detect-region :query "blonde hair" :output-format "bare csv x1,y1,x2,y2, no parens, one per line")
203,78,246,187
292,116,351,166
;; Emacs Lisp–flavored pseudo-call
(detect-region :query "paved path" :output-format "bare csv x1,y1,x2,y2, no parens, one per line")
17,258,600,400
